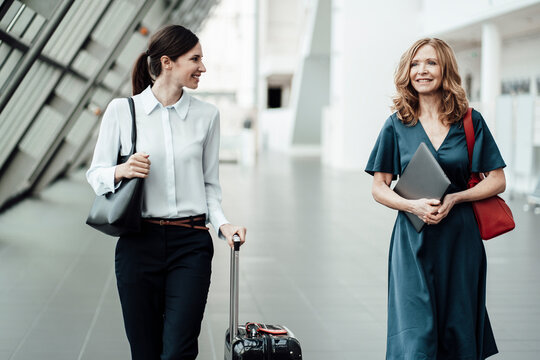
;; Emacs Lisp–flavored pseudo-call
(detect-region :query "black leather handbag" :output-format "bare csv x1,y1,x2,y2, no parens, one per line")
86,97,143,237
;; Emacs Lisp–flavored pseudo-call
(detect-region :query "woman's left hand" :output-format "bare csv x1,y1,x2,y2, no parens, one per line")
426,193,459,224
220,223,247,248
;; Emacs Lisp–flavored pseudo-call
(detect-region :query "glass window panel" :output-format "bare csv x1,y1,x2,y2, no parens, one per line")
91,0,136,48
0,1,23,31
41,0,84,63
9,4,34,37
119,82,130,96
21,11,44,42
43,1,87,64
21,0,62,20
143,0,168,29
91,87,113,108
0,47,23,90
0,61,61,168
0,43,10,67
43,0,109,64
55,74,86,103
71,49,100,77
101,68,123,90
114,33,146,72
65,109,96,146
19,105,64,159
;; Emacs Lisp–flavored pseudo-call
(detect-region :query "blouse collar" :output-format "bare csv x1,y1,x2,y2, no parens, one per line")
140,85,190,120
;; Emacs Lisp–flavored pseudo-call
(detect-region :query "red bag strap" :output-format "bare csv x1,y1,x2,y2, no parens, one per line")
463,107,474,170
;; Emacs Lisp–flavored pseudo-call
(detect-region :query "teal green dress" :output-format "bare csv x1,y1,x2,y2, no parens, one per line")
365,110,504,360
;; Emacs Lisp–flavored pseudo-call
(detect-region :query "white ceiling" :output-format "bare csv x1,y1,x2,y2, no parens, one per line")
433,2,540,51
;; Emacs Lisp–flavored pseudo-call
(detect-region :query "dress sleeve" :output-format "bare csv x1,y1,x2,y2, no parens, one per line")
365,116,400,179
471,110,506,173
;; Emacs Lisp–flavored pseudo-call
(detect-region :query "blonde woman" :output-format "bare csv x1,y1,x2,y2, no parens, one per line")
366,38,505,359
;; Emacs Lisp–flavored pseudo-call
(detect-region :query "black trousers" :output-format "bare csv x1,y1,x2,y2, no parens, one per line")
115,219,214,360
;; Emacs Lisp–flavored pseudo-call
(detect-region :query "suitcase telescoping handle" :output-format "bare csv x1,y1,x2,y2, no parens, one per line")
229,234,241,345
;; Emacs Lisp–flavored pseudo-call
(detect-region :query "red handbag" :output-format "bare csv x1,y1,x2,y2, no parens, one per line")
463,108,515,240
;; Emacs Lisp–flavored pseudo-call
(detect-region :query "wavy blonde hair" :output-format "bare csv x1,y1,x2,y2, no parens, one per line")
392,38,468,126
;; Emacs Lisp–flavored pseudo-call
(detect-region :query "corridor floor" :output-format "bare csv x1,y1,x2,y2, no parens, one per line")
0,154,538,360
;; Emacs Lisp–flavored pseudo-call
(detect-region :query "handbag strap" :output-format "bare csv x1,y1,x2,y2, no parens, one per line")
127,97,137,154
463,107,483,186
463,107,474,171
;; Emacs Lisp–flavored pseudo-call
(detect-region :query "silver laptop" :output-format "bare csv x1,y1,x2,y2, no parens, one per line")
393,142,451,232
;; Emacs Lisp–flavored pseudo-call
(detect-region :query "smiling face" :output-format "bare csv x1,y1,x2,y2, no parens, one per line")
409,44,442,96
163,42,206,89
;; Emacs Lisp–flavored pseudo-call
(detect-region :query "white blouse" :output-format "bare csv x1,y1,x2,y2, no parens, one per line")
86,86,229,237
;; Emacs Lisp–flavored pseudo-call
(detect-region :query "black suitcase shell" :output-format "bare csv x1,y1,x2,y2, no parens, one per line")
224,327,302,360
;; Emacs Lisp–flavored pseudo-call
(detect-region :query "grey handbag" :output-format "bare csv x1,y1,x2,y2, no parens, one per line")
86,97,143,236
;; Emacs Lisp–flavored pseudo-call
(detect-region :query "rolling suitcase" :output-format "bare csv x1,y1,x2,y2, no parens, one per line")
224,235,302,359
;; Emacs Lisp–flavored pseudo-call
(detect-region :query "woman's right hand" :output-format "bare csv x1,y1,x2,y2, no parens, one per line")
409,198,441,223
114,152,150,182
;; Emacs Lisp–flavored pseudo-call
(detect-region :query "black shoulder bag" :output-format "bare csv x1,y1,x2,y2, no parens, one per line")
86,97,144,236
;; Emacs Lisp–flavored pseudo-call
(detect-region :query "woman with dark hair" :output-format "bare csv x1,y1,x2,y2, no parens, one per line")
87,25,246,360
365,38,505,359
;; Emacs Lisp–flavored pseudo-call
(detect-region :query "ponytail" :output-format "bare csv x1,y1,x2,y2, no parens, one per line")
131,52,153,95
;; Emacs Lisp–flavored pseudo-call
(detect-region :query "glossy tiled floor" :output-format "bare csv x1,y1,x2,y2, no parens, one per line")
0,153,538,359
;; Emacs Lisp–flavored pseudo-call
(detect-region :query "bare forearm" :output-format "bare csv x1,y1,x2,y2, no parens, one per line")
372,181,414,213
449,169,506,204
372,172,442,221
114,164,124,183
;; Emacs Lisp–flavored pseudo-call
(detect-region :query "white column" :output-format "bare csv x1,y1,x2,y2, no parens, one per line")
480,23,501,128
322,0,420,169
237,0,258,108
256,0,268,112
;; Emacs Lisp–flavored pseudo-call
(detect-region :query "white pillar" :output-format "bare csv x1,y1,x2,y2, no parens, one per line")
322,0,420,169
237,0,257,108
480,23,501,128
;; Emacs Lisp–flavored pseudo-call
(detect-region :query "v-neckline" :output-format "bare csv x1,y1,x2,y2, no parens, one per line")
417,120,453,153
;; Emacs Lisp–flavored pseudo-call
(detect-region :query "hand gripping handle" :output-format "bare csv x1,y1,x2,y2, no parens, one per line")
229,235,241,345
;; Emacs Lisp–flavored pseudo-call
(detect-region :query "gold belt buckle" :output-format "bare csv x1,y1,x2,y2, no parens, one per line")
159,220,166,226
